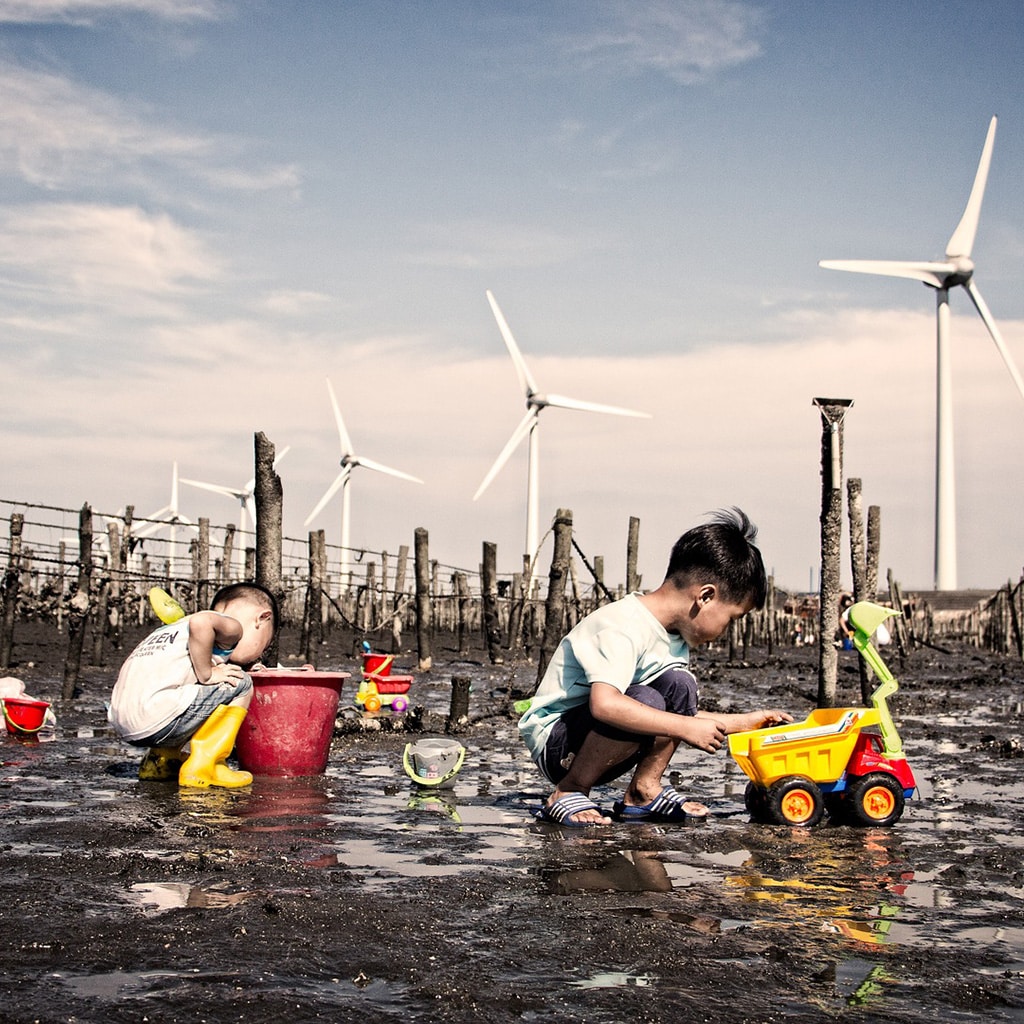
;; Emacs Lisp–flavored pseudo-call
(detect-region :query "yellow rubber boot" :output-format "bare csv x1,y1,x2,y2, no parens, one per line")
138,746,184,781
178,705,253,789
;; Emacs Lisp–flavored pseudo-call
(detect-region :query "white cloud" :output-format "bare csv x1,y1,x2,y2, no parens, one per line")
405,219,590,270
559,0,765,84
0,202,221,306
0,0,222,24
0,61,298,195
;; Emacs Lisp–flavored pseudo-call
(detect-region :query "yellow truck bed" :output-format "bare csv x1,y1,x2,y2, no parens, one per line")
728,707,880,787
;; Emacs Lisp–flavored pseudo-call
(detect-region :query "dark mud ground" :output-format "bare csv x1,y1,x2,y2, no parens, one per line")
2,622,1023,1024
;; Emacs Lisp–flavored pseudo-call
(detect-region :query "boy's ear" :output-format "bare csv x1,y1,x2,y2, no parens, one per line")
698,584,717,606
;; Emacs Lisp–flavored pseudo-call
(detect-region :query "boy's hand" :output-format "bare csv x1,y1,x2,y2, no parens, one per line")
204,663,246,687
677,715,728,753
746,708,793,729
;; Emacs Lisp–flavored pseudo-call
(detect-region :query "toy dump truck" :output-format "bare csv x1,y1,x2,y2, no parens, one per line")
728,601,916,827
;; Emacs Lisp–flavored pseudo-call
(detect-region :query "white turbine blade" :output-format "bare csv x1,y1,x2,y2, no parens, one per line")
272,444,291,470
304,469,350,526
544,392,651,418
171,461,180,510
964,280,1024,404
326,379,355,455
354,456,423,485
242,445,290,496
946,116,997,259
819,258,957,289
473,409,538,501
486,290,539,396
135,512,172,538
179,478,243,502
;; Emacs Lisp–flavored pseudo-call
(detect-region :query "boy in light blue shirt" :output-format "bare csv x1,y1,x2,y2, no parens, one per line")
522,509,791,826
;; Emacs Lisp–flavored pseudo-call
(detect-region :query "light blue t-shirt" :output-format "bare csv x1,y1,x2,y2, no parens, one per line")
518,593,690,762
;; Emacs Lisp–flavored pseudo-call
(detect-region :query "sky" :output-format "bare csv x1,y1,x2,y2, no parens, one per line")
2,0,1024,594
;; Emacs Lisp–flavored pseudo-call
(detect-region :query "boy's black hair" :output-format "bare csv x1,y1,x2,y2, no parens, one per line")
210,582,280,633
664,508,768,609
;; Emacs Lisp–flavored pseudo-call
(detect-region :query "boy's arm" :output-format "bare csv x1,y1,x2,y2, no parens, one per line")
187,611,245,685
589,682,729,753
697,709,793,733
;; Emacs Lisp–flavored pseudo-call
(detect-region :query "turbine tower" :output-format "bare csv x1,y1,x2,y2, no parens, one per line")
180,446,291,578
136,462,196,576
305,378,422,588
820,116,1024,591
474,290,650,574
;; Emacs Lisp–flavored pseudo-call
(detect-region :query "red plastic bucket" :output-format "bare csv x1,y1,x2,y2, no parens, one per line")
3,697,51,737
235,670,350,776
361,652,393,677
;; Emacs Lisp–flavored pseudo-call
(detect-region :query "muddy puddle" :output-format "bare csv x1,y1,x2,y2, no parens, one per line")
1,635,1023,1022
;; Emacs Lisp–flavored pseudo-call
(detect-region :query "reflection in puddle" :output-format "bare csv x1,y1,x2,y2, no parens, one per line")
571,970,658,989
546,850,675,894
122,881,258,916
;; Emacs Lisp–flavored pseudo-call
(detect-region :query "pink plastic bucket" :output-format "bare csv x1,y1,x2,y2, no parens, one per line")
3,697,50,737
235,669,350,776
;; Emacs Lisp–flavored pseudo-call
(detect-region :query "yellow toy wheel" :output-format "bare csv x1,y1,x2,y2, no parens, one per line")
766,776,824,827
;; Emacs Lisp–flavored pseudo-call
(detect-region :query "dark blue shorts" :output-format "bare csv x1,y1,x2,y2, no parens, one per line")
539,667,699,786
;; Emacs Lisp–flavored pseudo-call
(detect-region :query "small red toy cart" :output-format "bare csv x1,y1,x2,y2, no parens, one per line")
729,601,916,827
355,650,413,714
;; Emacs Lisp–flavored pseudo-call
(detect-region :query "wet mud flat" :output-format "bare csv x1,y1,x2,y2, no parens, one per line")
1,629,1023,1023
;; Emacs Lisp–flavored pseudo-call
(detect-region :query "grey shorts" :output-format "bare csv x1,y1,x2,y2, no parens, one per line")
135,674,253,749
539,667,699,786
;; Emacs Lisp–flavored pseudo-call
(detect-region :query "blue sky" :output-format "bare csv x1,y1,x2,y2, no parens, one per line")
2,0,1023,592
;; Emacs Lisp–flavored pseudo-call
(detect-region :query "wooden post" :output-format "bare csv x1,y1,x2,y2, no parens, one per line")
537,508,573,686
254,431,284,667
813,398,853,708
392,544,408,654
302,529,324,666
414,527,433,671
196,518,211,610
593,555,606,608
455,572,469,656
222,525,236,584
446,675,471,734
847,478,871,703
0,513,24,670
481,541,503,664
866,505,881,601
508,571,524,655
62,503,93,700
765,574,775,656
626,516,641,593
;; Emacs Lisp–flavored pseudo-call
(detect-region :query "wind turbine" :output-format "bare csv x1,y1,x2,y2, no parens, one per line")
474,290,651,573
305,378,423,587
820,116,1024,591
180,446,291,578
135,462,196,575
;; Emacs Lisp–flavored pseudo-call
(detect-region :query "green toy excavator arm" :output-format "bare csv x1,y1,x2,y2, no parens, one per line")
847,601,904,758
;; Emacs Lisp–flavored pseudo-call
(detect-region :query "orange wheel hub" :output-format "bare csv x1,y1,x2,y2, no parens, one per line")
781,788,816,824
861,785,896,819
